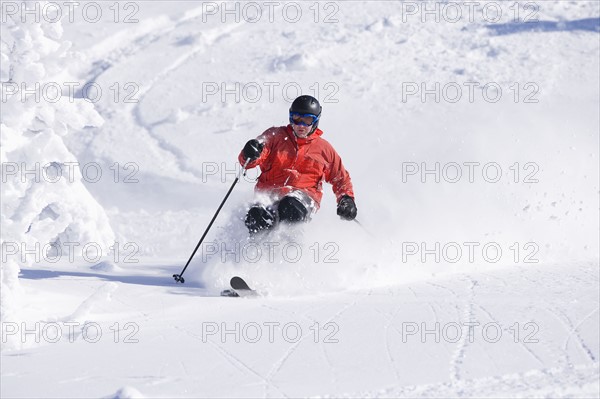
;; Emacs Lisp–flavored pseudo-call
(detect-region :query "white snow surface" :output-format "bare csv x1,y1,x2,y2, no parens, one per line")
1,0,115,331
1,1,599,398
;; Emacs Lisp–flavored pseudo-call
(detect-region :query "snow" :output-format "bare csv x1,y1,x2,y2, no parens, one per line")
2,262,598,397
1,1,599,398
1,0,114,332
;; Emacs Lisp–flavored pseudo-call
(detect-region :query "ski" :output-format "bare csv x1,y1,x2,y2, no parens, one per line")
220,276,257,297
230,276,252,290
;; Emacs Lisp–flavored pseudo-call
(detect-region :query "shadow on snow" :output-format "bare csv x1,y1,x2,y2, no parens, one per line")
486,17,600,36
19,267,205,290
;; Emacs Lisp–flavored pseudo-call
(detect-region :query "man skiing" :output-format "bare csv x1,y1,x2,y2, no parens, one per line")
239,95,357,233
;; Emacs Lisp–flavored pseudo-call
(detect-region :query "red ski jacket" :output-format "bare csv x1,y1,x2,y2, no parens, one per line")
238,125,354,207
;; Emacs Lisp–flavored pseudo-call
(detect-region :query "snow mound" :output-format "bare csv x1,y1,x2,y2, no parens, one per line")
91,261,122,273
1,2,115,326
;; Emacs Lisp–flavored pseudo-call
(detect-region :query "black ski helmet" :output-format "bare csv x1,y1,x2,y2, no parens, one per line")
289,95,322,132
289,95,322,116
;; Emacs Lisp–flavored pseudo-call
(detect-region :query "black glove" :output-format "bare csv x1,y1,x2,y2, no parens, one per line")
242,139,264,162
337,195,357,221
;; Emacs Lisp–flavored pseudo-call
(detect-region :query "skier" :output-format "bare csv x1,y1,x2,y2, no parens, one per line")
239,95,357,233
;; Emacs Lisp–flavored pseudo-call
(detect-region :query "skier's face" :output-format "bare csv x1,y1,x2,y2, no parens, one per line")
292,123,312,138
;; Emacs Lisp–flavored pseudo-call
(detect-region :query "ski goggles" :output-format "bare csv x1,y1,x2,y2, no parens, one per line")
289,112,319,126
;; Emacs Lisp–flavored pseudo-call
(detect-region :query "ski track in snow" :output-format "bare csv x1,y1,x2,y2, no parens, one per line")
381,301,406,387
549,305,598,364
289,302,341,389
473,301,546,368
78,5,247,182
129,23,245,180
175,324,289,398
58,282,117,323
263,300,357,397
448,276,477,384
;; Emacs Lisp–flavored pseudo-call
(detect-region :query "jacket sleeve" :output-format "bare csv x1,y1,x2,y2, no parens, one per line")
238,128,274,169
324,147,355,202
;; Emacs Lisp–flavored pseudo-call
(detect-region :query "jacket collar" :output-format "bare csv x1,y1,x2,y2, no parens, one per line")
286,124,323,145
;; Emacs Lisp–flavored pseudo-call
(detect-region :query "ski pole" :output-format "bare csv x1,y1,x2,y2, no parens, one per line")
173,159,250,284
353,218,374,237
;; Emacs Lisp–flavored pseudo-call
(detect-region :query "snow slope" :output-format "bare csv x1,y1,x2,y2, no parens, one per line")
3,261,599,398
2,263,599,397
1,1,599,398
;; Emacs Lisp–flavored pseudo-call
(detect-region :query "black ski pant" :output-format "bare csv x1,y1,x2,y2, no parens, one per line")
244,191,314,233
